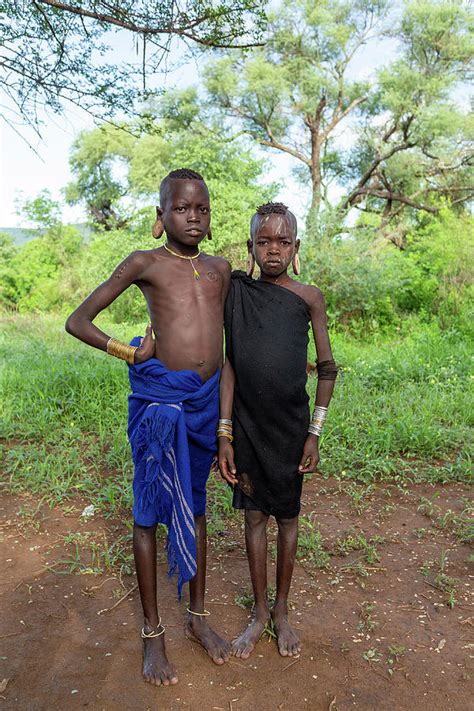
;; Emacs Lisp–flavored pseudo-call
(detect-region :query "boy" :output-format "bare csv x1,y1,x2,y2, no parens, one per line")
218,202,337,659
66,168,231,686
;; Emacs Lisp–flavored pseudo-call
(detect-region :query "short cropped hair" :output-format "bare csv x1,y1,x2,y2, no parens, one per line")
250,202,297,239
159,168,207,205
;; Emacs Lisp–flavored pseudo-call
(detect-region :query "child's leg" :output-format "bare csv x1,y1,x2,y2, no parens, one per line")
232,509,270,659
272,515,301,657
133,522,178,686
185,514,231,664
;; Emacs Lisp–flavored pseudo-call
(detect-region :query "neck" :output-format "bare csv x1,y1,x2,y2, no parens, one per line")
165,238,201,257
259,270,291,286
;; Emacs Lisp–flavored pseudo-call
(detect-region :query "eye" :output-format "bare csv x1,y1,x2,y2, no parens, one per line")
175,206,186,212
281,240,291,246
200,207,210,214
256,239,268,246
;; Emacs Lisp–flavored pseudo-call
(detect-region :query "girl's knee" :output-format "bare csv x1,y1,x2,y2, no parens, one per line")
276,515,298,531
244,510,269,531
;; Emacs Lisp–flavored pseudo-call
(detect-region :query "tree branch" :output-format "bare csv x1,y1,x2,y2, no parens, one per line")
260,137,311,166
37,0,265,48
342,142,416,210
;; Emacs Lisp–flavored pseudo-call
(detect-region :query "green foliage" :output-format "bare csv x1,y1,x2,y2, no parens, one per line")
0,223,83,313
310,324,474,483
1,0,266,136
65,89,277,283
302,209,474,332
2,316,472,522
205,0,473,233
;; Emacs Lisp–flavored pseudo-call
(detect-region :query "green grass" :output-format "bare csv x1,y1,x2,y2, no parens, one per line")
1,314,473,528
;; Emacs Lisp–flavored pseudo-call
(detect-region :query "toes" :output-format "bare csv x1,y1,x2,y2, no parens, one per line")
169,675,179,686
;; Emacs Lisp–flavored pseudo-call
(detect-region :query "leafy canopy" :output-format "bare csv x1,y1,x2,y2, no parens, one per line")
1,0,266,137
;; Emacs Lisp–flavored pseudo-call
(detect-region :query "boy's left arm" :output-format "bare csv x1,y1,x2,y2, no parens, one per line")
299,287,338,474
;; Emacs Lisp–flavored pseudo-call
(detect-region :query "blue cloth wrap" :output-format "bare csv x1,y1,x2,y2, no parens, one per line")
127,337,219,597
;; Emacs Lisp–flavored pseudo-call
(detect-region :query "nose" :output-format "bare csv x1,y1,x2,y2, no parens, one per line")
268,244,280,254
187,209,200,223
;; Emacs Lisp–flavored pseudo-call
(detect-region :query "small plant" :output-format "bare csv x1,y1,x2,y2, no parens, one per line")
337,533,383,565
413,527,428,539
420,559,434,577
418,493,441,518
357,601,378,633
297,516,331,568
387,644,406,675
234,585,277,611
363,647,382,663
346,483,374,514
420,551,459,608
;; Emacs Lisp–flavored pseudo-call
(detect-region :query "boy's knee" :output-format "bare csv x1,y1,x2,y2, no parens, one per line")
133,522,157,537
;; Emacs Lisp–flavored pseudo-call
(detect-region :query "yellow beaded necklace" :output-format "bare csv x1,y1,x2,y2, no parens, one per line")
164,243,201,280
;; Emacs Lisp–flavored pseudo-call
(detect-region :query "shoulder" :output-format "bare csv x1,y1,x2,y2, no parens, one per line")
202,254,231,274
303,284,325,309
288,281,325,310
201,254,232,283
110,249,160,280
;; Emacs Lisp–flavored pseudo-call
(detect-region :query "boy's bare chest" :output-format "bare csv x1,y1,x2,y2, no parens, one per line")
143,263,224,310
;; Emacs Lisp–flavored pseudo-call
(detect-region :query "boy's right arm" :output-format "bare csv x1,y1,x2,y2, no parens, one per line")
65,251,154,362
218,358,237,485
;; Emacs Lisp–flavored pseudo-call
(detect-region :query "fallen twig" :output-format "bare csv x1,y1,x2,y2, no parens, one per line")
81,577,119,596
97,583,138,615
228,659,254,670
281,657,300,672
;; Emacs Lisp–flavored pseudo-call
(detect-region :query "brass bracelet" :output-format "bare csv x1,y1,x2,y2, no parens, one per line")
106,337,137,365
217,431,234,442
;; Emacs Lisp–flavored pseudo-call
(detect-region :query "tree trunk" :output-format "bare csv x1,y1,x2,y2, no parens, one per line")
306,131,322,236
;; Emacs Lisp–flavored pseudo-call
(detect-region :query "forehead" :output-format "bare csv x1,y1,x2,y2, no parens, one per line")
163,179,209,205
255,213,296,238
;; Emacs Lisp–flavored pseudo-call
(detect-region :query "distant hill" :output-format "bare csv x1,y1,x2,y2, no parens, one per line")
0,224,92,245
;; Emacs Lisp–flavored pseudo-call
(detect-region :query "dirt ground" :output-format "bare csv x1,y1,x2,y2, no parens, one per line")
1,477,472,711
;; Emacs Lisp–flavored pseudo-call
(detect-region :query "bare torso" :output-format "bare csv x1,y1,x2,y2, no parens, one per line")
65,247,231,382
137,250,230,379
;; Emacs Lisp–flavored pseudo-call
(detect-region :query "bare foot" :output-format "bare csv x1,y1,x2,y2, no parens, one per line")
142,630,178,686
231,616,268,659
185,615,231,665
271,607,301,657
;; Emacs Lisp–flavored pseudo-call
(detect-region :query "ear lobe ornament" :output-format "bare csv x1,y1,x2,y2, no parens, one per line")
152,221,164,239
152,205,164,239
246,252,255,277
292,252,301,276
207,227,213,241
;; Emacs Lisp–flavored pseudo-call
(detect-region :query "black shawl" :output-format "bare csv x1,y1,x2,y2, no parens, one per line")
224,271,311,518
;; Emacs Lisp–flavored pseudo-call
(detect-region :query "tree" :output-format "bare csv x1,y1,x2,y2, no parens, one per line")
1,0,266,138
65,88,277,256
205,0,473,239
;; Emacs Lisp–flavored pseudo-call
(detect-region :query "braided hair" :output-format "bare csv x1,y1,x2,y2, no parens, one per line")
250,201,297,239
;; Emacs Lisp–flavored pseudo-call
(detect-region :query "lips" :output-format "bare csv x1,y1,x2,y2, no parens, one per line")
185,228,202,234
266,260,281,266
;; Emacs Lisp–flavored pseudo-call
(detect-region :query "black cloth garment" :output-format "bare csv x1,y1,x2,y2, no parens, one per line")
224,271,311,518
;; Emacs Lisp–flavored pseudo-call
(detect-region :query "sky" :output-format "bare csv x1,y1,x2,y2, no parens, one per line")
0,11,401,229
